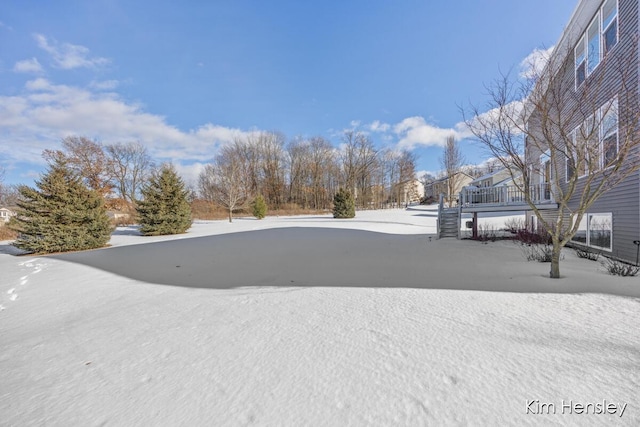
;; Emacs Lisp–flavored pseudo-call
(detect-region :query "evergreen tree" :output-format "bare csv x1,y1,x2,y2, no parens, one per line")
11,158,112,253
136,164,192,236
333,188,356,218
251,194,267,219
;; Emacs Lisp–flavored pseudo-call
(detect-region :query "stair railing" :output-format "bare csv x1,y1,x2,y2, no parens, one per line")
437,193,444,239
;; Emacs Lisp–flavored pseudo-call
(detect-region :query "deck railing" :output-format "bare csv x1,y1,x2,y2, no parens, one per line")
459,184,553,207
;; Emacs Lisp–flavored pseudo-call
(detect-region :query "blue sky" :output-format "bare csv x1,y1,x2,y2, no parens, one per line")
1,0,577,187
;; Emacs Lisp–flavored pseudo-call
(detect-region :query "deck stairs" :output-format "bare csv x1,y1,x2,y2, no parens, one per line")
438,207,460,239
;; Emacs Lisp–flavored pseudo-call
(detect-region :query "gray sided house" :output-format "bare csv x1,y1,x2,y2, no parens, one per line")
444,0,639,256
525,0,639,263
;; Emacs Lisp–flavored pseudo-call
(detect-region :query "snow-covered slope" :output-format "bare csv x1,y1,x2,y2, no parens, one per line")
1,207,638,426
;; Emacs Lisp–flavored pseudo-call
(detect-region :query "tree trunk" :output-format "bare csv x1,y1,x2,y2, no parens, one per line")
228,206,233,223
550,242,561,279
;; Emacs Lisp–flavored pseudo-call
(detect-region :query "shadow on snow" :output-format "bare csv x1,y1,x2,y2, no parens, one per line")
47,227,640,298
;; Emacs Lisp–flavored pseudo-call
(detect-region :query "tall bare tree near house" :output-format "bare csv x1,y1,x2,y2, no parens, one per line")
198,144,249,223
440,135,465,207
105,141,153,204
463,36,640,278
43,136,113,197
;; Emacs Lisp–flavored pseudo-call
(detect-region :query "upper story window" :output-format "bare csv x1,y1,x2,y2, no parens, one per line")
601,97,619,166
575,0,618,88
567,96,618,181
602,0,618,54
575,36,587,86
587,18,600,74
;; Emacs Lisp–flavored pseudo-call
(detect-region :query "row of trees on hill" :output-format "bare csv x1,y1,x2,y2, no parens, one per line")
37,131,416,216
197,130,417,218
6,129,417,250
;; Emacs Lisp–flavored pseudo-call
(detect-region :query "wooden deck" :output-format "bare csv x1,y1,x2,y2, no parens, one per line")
458,184,558,213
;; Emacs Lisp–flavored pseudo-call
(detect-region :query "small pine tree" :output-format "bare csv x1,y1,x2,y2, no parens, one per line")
11,158,112,253
333,188,356,218
251,194,267,219
136,164,192,236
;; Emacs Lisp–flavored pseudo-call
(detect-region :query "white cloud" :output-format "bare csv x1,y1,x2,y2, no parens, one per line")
462,100,525,138
173,162,207,187
368,120,390,133
393,116,465,149
34,33,109,69
90,80,119,90
415,170,439,179
25,77,52,91
519,46,554,79
13,58,44,74
0,78,251,170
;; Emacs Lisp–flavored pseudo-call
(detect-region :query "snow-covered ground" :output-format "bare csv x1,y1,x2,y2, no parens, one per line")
1,206,639,426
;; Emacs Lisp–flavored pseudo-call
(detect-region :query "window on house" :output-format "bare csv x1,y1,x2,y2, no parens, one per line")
564,135,577,182
588,213,612,250
574,0,618,88
584,115,601,173
572,216,587,244
570,213,613,250
566,155,575,182
601,97,618,166
587,17,601,74
602,0,618,54
573,126,588,178
575,35,586,87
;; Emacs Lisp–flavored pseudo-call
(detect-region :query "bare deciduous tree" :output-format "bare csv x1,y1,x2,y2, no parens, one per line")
340,131,378,209
199,144,249,223
464,38,640,278
440,135,465,207
105,141,153,204
257,131,286,209
43,136,113,197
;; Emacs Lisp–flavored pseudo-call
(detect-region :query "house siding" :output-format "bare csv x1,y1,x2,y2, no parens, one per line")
527,0,640,264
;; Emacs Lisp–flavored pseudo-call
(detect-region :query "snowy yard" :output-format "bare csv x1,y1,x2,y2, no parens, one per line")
1,206,639,426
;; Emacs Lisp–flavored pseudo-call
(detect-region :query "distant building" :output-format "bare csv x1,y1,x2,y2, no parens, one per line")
0,207,16,224
469,168,513,188
424,172,474,205
395,179,424,206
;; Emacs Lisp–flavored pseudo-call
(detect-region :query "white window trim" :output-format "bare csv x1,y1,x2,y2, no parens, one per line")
575,35,587,90
586,14,602,75
584,112,600,175
571,212,613,252
572,125,589,180
587,212,613,251
575,0,618,89
602,0,619,54
601,96,619,169
573,95,618,179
